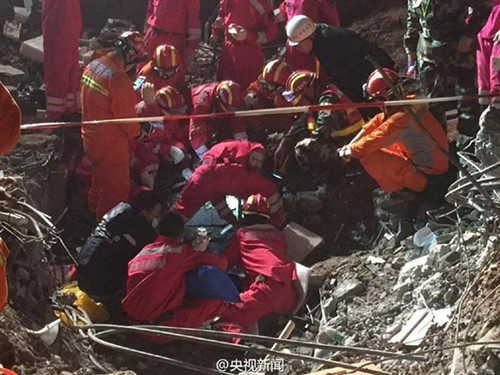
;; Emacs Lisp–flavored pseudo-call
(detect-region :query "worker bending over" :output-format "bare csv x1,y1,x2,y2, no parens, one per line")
215,194,298,339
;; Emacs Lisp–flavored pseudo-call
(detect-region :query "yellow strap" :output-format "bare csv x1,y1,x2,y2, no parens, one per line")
331,119,364,138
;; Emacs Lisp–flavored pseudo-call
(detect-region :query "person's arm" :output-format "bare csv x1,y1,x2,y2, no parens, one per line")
246,0,276,44
349,112,408,158
189,106,211,156
184,245,229,270
318,0,340,27
111,73,140,139
222,231,242,268
491,42,500,109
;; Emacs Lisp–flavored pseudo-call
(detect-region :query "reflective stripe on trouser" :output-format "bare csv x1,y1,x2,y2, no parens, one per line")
359,149,428,193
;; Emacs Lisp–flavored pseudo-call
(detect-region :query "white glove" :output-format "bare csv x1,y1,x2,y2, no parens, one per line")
182,168,193,180
169,146,184,164
141,82,156,105
494,30,500,45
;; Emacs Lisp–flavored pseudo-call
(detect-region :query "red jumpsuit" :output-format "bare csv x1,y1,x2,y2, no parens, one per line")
133,101,190,173
280,0,339,71
122,235,228,342
190,82,247,156
174,140,284,228
80,53,139,219
0,82,20,155
42,0,82,118
144,0,201,61
477,0,500,108
216,0,276,89
217,223,297,335
349,103,449,192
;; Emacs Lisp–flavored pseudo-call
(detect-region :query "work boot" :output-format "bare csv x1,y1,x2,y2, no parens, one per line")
373,189,418,213
395,218,415,245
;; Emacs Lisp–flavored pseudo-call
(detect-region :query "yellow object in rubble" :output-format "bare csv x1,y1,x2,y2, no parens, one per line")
54,281,109,325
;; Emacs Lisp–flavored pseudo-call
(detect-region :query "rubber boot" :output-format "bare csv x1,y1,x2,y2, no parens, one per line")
395,218,415,245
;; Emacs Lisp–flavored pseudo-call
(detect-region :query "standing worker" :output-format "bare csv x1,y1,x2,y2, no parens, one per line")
143,0,201,68
80,31,145,219
212,0,277,89
285,15,395,103
42,0,82,119
404,0,490,147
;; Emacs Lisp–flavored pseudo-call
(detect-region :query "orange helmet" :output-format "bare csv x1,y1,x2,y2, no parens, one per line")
260,59,293,92
283,70,316,104
155,86,187,115
242,194,270,219
152,44,182,78
115,31,146,65
215,81,243,112
364,68,401,101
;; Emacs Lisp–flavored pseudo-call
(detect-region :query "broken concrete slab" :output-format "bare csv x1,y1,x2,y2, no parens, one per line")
305,362,382,375
14,7,31,23
296,191,323,213
3,21,22,40
332,279,365,301
0,64,26,86
283,221,324,262
20,35,44,63
398,256,430,284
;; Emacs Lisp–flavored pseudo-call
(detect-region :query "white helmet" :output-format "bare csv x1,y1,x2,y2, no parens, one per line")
286,15,316,46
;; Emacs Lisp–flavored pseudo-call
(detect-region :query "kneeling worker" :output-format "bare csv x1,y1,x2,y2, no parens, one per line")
337,69,449,241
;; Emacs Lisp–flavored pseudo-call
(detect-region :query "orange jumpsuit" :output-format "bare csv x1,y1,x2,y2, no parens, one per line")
350,105,449,192
0,82,20,155
80,53,139,219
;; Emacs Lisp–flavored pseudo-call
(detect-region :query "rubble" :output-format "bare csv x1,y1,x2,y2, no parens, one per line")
19,35,43,63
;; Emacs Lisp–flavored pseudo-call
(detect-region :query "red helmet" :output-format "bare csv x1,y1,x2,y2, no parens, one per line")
152,44,182,78
215,81,243,112
261,59,293,91
154,86,187,114
242,194,270,219
283,70,316,104
116,31,146,65
364,68,401,100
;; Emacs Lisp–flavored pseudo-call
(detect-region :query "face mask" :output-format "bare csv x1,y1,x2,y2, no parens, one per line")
151,217,159,229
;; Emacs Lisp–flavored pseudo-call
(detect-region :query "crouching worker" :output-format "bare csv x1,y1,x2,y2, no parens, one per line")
215,194,298,339
76,191,163,319
174,140,283,228
122,211,229,342
337,69,449,242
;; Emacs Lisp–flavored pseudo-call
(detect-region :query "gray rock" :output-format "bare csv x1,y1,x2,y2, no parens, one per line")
332,279,366,301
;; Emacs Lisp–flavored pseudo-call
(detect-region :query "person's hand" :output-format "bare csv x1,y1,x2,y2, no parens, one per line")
141,82,156,105
228,24,247,42
136,122,153,141
244,91,259,109
337,145,352,162
457,35,474,53
168,146,184,164
406,52,417,77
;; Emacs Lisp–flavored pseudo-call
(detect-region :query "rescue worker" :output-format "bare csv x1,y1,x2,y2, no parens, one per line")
174,140,284,228
211,0,277,89
244,59,295,139
404,0,490,147
337,69,449,241
276,0,340,71
80,31,144,220
189,80,247,157
0,82,21,313
42,0,82,119
134,44,189,102
76,191,163,319
133,85,191,187
122,211,227,342
216,194,297,338
285,15,395,103
143,0,201,67
475,0,500,172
